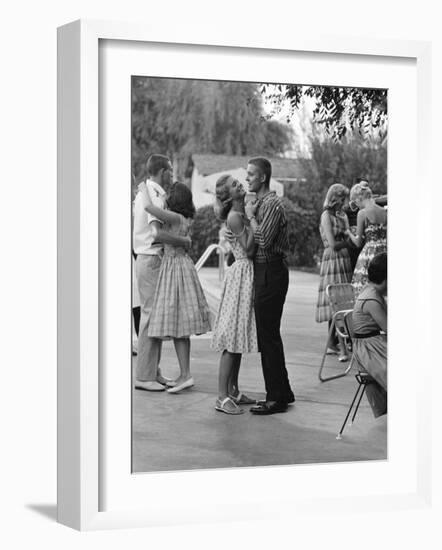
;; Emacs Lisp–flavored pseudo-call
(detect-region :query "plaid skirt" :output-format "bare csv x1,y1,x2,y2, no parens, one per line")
315,247,352,323
148,252,211,339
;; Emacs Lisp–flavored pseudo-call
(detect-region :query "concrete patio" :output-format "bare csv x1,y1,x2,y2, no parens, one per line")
132,268,387,473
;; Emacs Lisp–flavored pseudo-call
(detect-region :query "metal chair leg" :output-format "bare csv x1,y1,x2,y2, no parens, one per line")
319,318,354,382
318,320,335,381
337,373,374,439
349,385,367,426
336,383,363,440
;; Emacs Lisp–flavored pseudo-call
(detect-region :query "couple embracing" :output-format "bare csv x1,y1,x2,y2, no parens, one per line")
212,157,295,415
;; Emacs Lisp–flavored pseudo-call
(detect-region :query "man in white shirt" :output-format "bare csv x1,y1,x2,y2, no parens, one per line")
133,154,191,391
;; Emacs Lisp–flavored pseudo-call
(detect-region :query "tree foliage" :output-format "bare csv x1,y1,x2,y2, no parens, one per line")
188,131,386,269
280,195,320,268
283,131,387,267
261,84,388,141
189,205,223,266
132,78,294,182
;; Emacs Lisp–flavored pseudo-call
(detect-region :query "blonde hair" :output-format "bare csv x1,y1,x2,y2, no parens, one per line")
214,174,235,221
323,183,349,211
350,182,372,203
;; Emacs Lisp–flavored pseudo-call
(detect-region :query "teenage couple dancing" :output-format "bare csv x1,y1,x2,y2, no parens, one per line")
133,154,295,416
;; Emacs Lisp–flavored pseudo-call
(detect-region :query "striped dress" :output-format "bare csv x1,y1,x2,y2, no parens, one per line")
147,215,212,339
315,210,353,323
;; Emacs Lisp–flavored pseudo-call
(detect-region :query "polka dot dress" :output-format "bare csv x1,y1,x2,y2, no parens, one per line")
211,239,258,353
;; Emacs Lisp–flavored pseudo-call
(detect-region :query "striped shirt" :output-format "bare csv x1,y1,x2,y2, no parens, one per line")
253,191,289,263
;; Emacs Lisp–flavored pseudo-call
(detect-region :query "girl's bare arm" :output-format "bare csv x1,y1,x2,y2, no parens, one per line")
227,212,256,258
322,211,348,251
364,300,387,333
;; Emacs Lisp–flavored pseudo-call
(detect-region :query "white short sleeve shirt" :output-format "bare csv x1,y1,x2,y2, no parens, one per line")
133,179,166,255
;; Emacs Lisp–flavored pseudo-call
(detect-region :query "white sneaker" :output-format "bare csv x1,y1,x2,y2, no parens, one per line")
134,380,166,392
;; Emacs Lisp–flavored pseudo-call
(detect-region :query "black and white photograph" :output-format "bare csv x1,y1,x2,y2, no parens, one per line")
3,0,438,542
131,76,388,473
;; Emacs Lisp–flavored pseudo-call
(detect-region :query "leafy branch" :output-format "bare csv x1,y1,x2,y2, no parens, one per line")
260,84,388,141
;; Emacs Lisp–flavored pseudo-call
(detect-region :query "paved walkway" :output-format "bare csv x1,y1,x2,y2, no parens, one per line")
132,268,387,472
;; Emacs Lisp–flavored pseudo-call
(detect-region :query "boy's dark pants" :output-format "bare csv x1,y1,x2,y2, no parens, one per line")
254,259,295,403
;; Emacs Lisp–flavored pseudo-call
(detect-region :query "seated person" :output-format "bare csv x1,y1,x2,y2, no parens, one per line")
351,252,387,417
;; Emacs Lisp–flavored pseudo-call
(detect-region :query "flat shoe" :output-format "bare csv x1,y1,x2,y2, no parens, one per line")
134,380,166,392
250,402,288,415
256,395,295,405
156,376,176,387
167,377,194,393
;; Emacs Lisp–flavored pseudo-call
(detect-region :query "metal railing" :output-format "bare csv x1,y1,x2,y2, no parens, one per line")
195,244,225,282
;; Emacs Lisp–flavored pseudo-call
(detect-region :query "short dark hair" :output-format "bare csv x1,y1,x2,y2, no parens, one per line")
166,182,196,219
368,252,387,284
146,154,171,177
355,177,369,185
248,157,272,186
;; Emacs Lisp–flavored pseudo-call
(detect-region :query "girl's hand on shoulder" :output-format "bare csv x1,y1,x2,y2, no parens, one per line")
245,200,258,220
224,228,235,245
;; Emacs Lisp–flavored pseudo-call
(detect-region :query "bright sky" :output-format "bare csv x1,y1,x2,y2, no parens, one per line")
262,85,315,158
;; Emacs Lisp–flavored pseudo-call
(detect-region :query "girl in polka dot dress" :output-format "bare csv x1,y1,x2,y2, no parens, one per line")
211,175,258,415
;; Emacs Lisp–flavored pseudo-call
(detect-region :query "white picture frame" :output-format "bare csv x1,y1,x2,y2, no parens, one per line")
57,19,432,531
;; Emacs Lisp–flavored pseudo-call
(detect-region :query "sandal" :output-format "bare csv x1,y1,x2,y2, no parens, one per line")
229,392,256,405
215,397,244,415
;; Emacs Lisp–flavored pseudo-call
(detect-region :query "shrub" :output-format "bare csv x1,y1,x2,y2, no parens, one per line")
280,196,320,268
189,205,223,266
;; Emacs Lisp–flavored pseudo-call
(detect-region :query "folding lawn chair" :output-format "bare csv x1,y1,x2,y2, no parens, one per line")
318,283,356,382
336,310,376,440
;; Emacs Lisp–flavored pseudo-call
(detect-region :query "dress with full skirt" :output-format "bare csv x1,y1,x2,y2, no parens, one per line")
211,239,258,354
315,210,353,323
147,215,211,339
352,285,388,417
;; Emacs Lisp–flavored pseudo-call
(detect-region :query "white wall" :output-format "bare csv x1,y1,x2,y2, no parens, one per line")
1,1,440,548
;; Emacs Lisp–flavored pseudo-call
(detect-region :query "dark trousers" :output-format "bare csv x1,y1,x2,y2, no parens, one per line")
254,259,294,403
132,306,141,336
348,244,360,273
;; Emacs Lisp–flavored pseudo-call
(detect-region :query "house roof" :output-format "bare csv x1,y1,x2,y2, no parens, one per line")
191,154,302,180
